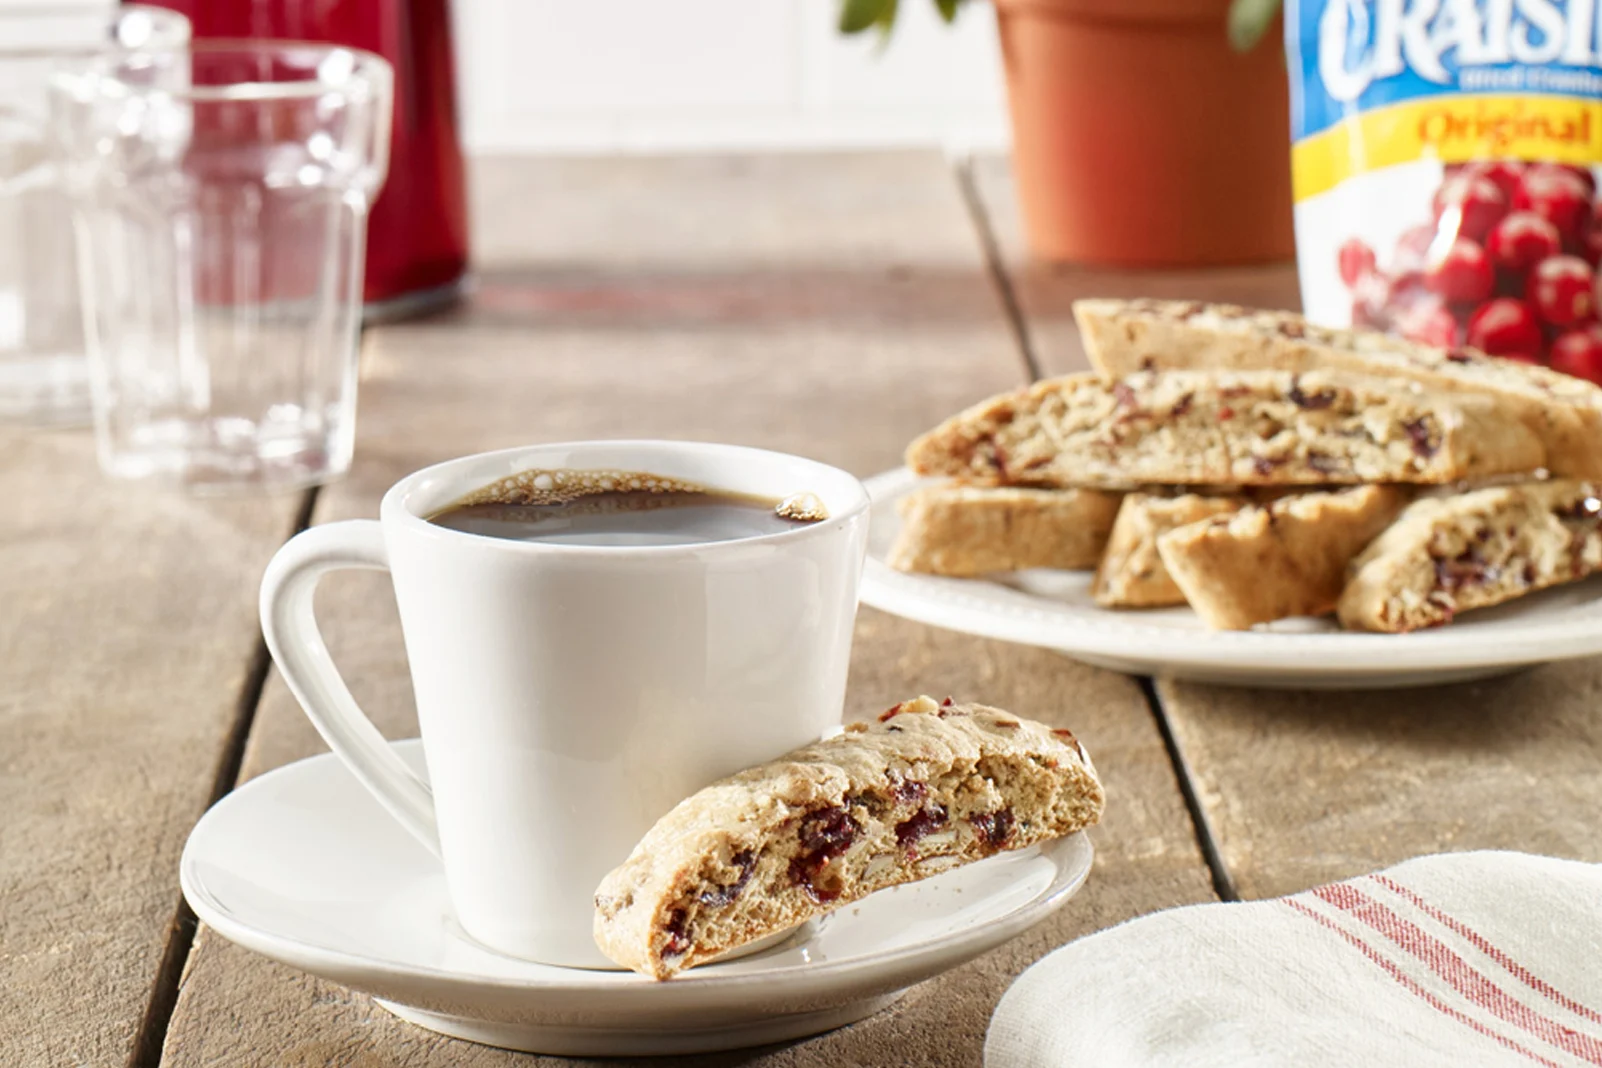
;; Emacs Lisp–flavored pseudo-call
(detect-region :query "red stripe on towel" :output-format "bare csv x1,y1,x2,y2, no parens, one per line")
1369,874,1602,1029
1311,884,1602,1065
1284,899,1566,1068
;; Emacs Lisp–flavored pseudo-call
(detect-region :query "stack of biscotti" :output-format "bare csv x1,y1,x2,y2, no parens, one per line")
889,298,1602,632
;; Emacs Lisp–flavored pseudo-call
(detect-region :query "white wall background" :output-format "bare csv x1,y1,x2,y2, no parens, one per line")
452,0,1011,154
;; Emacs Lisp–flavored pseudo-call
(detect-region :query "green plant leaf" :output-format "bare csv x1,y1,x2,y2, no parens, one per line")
840,0,894,34
875,0,899,34
935,0,963,23
1227,0,1281,51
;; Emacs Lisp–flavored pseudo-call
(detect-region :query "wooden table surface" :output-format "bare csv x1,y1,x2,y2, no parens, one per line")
7,153,1600,1068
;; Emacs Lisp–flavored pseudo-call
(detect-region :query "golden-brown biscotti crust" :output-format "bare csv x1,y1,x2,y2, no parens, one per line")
888,483,1122,576
1092,492,1244,607
904,370,1547,489
1338,480,1602,632
1157,485,1408,630
1072,297,1602,479
592,697,1104,979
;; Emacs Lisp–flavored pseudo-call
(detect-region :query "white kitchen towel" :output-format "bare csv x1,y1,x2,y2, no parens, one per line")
987,851,1602,1068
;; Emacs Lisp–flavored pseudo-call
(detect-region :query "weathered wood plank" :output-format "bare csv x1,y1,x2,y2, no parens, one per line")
1160,666,1602,900
0,429,303,1067
967,156,1300,378
974,152,1602,902
160,153,1214,1066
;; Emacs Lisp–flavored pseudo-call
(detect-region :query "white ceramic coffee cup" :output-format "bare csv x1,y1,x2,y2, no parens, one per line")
260,440,870,968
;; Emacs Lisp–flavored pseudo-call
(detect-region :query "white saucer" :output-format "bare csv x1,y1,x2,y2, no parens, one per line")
861,467,1602,689
180,740,1094,1056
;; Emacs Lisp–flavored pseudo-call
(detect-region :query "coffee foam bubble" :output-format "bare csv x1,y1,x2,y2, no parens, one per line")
776,492,828,521
451,468,710,508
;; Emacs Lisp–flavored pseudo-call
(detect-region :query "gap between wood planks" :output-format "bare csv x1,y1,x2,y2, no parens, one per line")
127,486,321,1068
952,155,1240,905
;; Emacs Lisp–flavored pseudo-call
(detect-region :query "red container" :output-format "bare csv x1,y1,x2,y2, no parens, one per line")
143,0,470,317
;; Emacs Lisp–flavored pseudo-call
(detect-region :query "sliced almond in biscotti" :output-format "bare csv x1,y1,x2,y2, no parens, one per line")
592,696,1103,979
1072,298,1602,478
1156,485,1409,630
905,370,1546,488
1093,492,1246,607
888,483,1122,576
1338,480,1602,633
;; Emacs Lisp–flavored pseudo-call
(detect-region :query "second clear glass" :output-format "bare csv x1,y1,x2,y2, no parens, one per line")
0,4,190,426
53,41,393,491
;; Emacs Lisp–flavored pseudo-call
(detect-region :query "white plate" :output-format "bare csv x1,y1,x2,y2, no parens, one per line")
860,467,1602,689
181,740,1094,1057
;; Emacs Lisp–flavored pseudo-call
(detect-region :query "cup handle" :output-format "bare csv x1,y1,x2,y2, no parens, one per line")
259,520,441,857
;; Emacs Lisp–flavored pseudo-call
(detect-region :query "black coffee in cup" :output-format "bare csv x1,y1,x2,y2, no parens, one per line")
429,468,827,547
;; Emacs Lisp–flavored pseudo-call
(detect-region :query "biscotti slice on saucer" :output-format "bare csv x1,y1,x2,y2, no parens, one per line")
1093,492,1245,607
887,483,1122,576
1072,298,1602,478
1157,485,1408,630
905,370,1546,488
592,696,1104,980
1338,480,1602,633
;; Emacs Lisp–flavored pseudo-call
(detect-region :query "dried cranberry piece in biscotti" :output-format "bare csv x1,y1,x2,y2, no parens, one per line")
894,804,948,848
970,807,1016,852
787,805,859,900
891,775,927,805
1403,417,1440,457
1287,376,1337,409
697,851,757,909
662,909,691,959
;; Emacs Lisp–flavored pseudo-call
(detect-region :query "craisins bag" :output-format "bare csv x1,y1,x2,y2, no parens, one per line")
1287,0,1602,384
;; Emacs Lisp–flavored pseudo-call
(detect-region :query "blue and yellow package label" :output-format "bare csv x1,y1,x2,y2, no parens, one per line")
1287,0,1602,379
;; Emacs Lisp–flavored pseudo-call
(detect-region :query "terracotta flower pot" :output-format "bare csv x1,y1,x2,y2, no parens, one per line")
993,0,1295,266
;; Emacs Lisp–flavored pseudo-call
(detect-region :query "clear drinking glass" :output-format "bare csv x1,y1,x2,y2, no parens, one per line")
0,5,189,425
52,42,392,491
